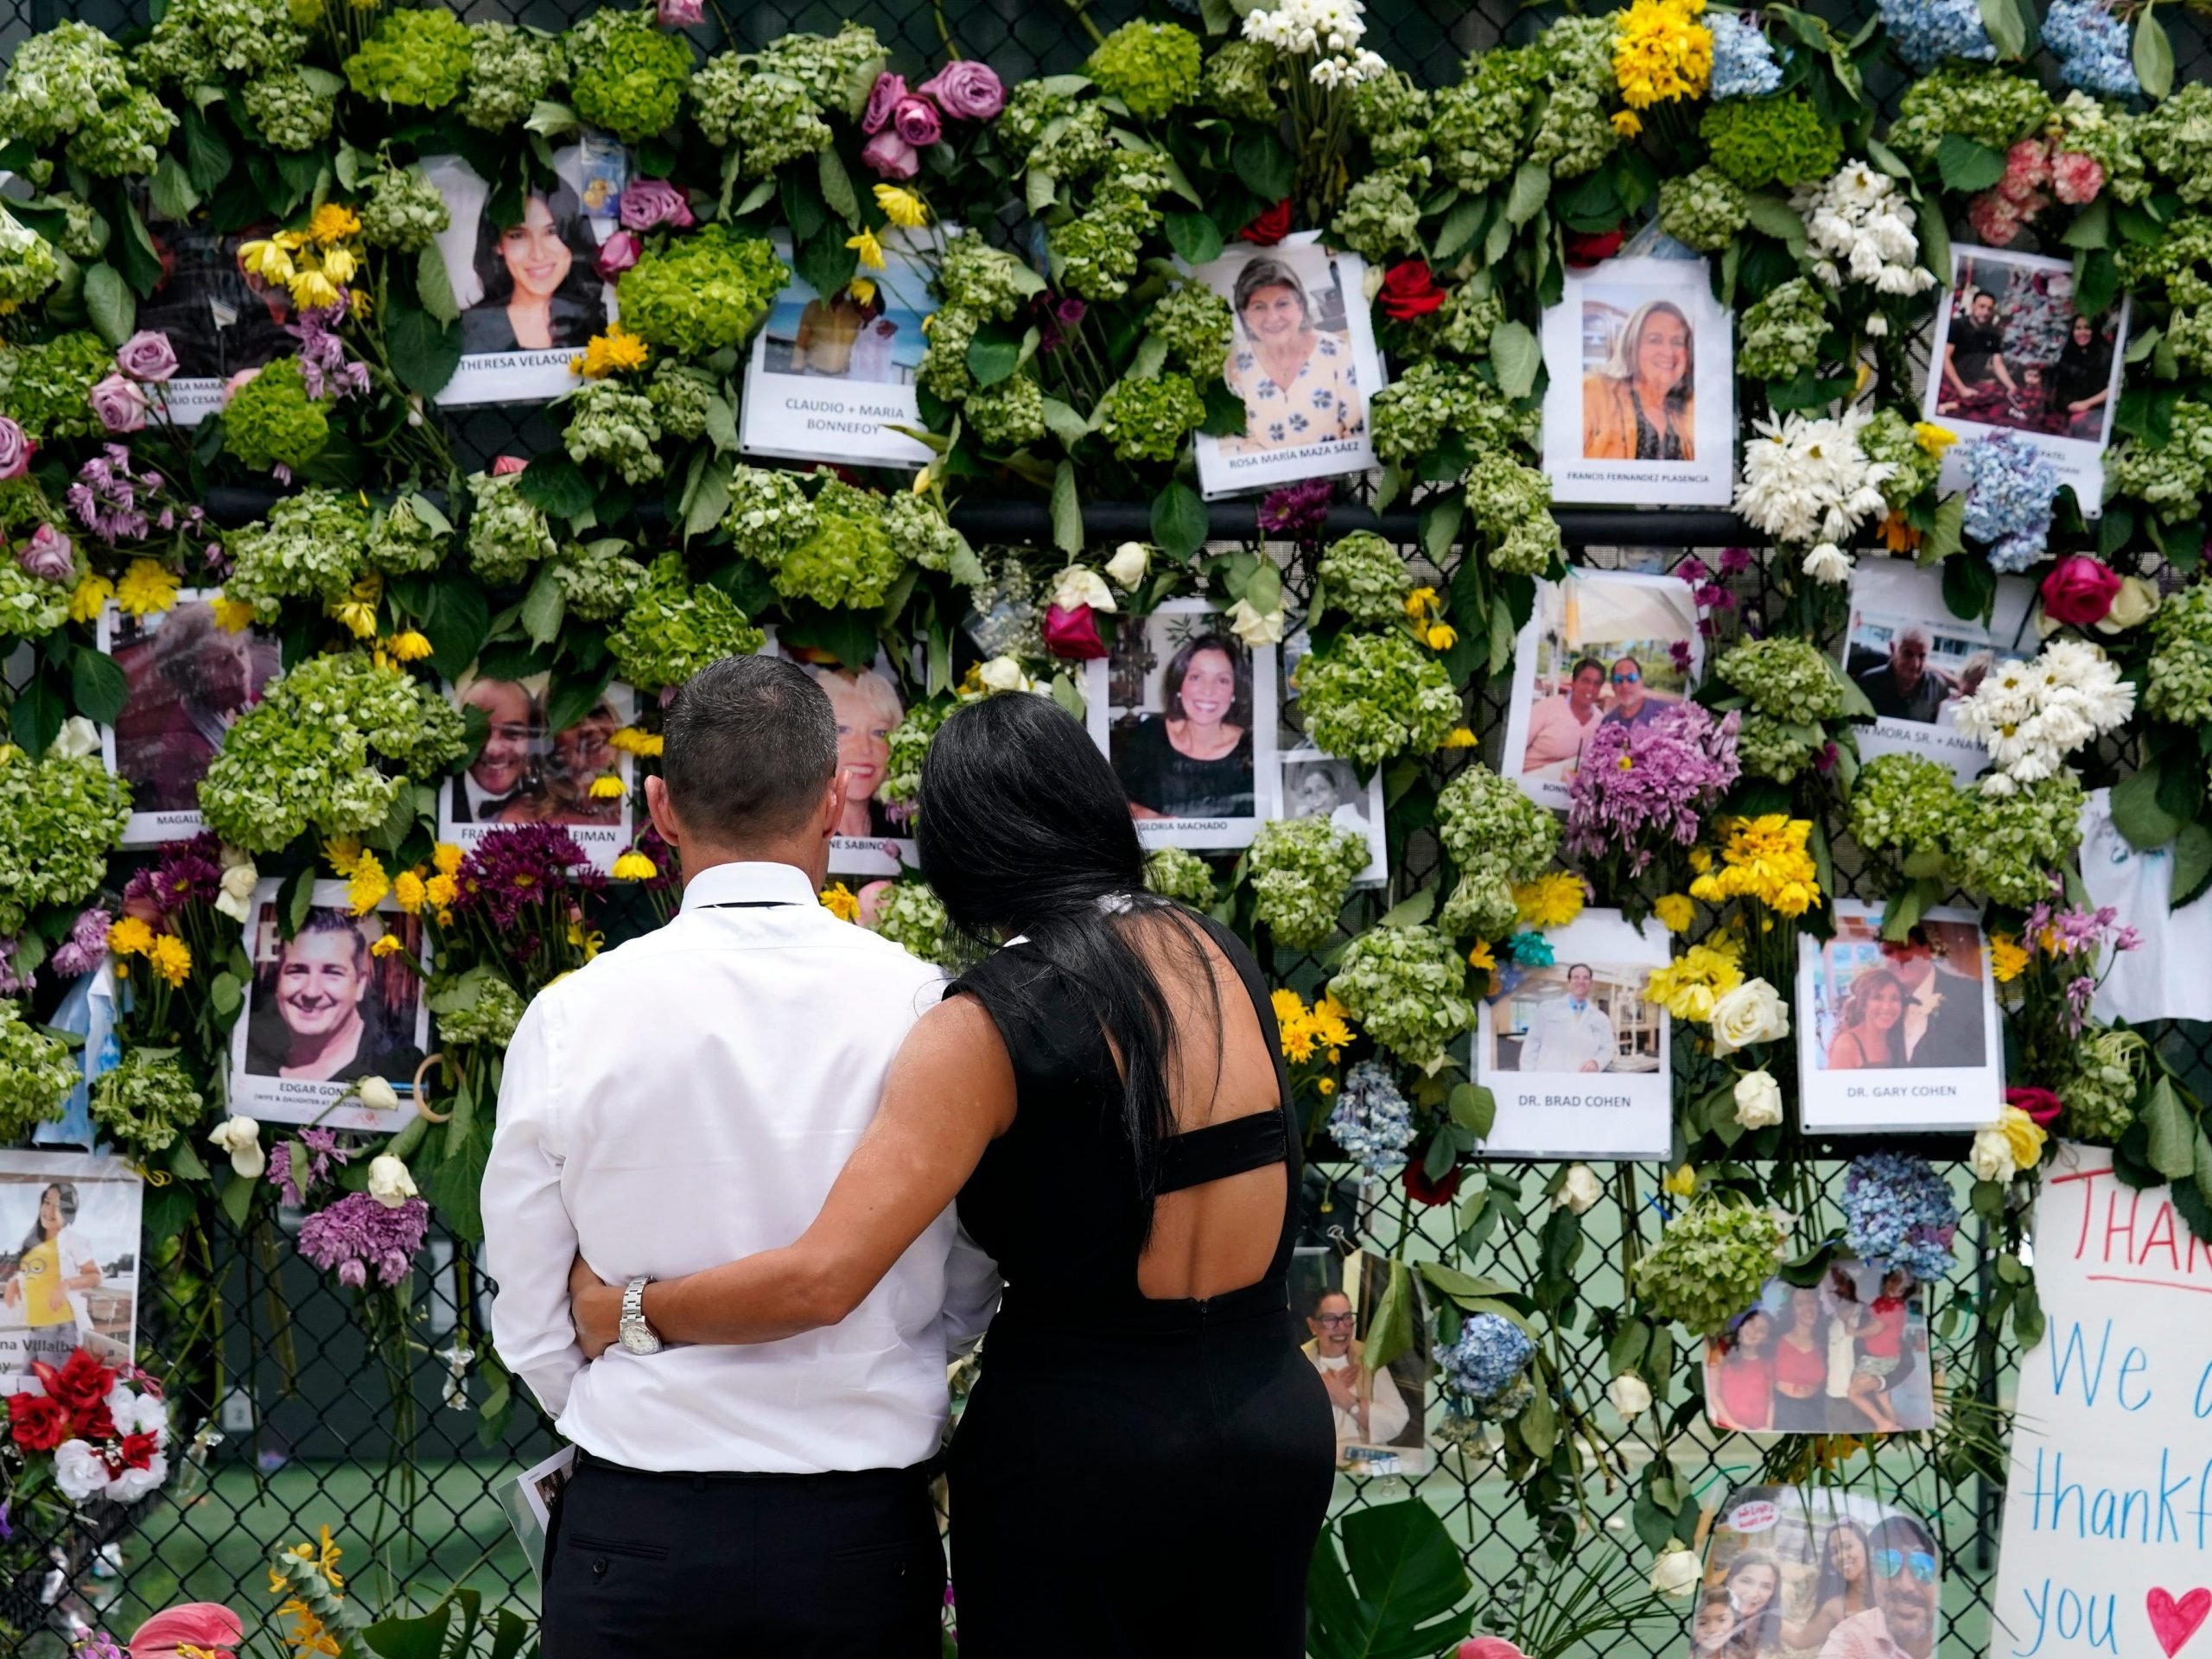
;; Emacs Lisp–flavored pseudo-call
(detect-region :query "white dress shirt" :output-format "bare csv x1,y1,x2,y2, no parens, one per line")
1520,995,1615,1073
481,860,1000,1474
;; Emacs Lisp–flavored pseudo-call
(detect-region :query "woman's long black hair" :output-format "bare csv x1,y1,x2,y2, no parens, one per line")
471,182,605,322
20,1183,76,1255
917,693,1220,1230
1810,1519,1872,1613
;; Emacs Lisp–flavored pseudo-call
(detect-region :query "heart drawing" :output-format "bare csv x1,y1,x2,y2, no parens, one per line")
2148,1588,2212,1657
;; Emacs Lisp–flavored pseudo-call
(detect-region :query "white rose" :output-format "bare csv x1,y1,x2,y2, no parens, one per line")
215,861,258,924
1226,597,1287,649
1607,1373,1653,1417
2095,575,2160,635
1733,1070,1785,1130
1104,542,1152,589
52,1440,110,1502
52,716,100,760
207,1116,265,1180
354,1077,402,1116
976,656,1032,695
1051,565,1116,615
1969,1124,2018,1183
1802,543,1853,585
1650,1545,1702,1599
367,1154,418,1209
1554,1163,1602,1215
1709,978,1789,1057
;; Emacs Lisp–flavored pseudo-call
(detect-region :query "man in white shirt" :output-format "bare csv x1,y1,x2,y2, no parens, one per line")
1518,964,1615,1073
481,654,997,1656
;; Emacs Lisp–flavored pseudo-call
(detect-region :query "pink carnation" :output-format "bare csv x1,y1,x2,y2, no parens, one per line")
1999,139,2052,203
596,230,641,282
2051,149,2107,206
617,180,694,232
1967,192,2024,247
656,0,704,23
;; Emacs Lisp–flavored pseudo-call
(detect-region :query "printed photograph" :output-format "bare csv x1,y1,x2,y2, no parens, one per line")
1692,1485,1943,1659
440,671,636,873
779,640,918,878
1278,747,1386,886
1841,562,2037,784
134,209,299,424
1579,285,1699,463
228,882,429,1131
1705,1263,1936,1437
99,592,281,845
1192,239,1383,499
1485,961,1662,1076
1291,1248,1431,1476
0,1153,142,1387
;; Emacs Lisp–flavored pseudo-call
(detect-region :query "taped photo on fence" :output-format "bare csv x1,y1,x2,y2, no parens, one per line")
1693,1484,1944,1659
1540,255,1734,506
1841,560,2035,785
1925,242,2128,512
1474,911,1672,1160
1276,746,1387,886
441,670,636,874
1704,1262,1936,1437
1084,597,1280,849
1502,567,1703,811
227,880,429,1132
1292,1247,1432,1477
1795,900,2003,1134
133,212,300,426
773,637,918,880
0,1151,143,1386
1191,239,1382,499
98,590,280,847
740,227,938,469
420,141,628,407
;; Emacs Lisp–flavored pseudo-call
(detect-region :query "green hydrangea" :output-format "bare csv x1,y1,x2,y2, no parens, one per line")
0,332,115,442
1435,762,1560,899
1849,753,1968,862
1734,714,1821,783
1349,70,1431,165
1202,38,1276,123
463,22,564,132
0,1001,74,1143
1700,96,1841,189
2146,583,2212,725
760,23,884,113
1370,359,1538,465
1327,924,1476,1067
564,9,690,142
466,471,559,587
225,488,373,619
1056,154,1171,300
1296,631,1464,766
756,479,906,610
1528,16,1618,178
690,59,830,173
0,750,130,933
1860,408,1943,510
48,195,105,262
2138,84,2212,204
2107,401,2212,523
1739,278,1827,382
646,360,714,441
564,380,663,486
136,0,306,82
607,552,766,692
918,308,980,402
240,68,331,150
0,558,73,642
868,881,957,967
90,1051,204,1156
965,376,1046,449
1465,456,1557,575
999,83,1114,181
223,359,329,474
939,232,1033,321
1251,817,1370,951
0,21,130,145
70,85,175,176
1086,22,1201,117
1889,67,2050,163
883,492,969,575
2058,1023,2146,1142
616,226,788,355
1633,1200,1785,1336
200,653,466,850
1439,870,1518,942
1150,283,1234,377
1953,774,2084,907
1097,373,1205,465
345,7,471,106
1717,637,1844,721
0,211,60,315
552,538,648,621
435,976,526,1048
358,167,451,253
880,696,954,816
1316,531,1412,626
364,496,448,577
1430,48,1541,194
1332,162,1430,262
2052,91,2146,205
1436,286,1505,359
722,465,817,563
1144,845,1217,907
1657,166,1751,252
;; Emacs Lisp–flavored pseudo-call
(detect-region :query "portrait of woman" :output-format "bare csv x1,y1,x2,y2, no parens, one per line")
1221,257,1365,454
4,1183,99,1370
2050,313,2115,439
110,598,279,820
1718,1551,1786,1658
1826,968,1905,1071
1583,299,1695,462
1782,1519,1876,1650
1286,755,1371,838
807,665,906,839
1114,632,1255,820
1708,1306,1776,1432
243,910,423,1085
1771,1285,1830,1433
460,184,605,355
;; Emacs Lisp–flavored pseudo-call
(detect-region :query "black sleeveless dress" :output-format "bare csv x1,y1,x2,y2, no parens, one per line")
944,915,1335,1656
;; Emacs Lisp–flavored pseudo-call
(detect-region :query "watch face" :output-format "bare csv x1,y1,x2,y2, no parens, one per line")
620,1327,658,1355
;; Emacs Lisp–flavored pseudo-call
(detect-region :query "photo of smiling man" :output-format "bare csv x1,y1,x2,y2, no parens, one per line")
450,673,537,824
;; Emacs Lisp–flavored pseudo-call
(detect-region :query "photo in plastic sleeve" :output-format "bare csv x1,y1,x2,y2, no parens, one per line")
1840,560,2035,785
1474,911,1672,1159
1704,1262,1936,1438
133,208,300,425
227,880,429,1132
740,226,938,468
1276,747,1387,886
97,590,281,847
1924,242,2128,512
441,669,636,874
1795,900,2003,1134
1190,238,1382,499
1083,596,1281,849
1501,567,1703,811
1540,256,1735,506
1691,1484,1943,1658
1290,1247,1432,1477
0,1151,142,1388
419,138,629,407
768,633,918,880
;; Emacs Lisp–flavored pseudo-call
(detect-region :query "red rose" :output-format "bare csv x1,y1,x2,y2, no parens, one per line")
8,1394,66,1452
74,1402,117,1443
118,1431,159,1471
1042,603,1108,661
1562,228,1626,269
2005,1085,2063,1127
1378,261,1446,322
1403,1154,1462,1207
1238,199,1294,245
2039,555,2122,627
38,1350,115,1418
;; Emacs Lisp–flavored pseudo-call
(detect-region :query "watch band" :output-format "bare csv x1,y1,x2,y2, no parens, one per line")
620,1275,658,1351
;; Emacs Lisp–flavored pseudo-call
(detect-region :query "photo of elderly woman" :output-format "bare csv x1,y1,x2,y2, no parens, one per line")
1279,748,1385,884
0,1154,141,1387
1582,295,1696,461
807,662,907,841
440,671,637,871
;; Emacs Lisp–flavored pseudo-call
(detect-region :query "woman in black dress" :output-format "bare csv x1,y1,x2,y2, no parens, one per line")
569,692,1333,1656
1114,631,1255,819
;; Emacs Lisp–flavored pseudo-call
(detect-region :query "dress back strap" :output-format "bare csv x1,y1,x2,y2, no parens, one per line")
1154,1109,1287,1196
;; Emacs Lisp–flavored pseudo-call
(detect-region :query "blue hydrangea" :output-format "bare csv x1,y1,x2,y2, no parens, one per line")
1328,1061,1417,1176
1962,433,2060,572
1709,13,1783,99
1439,1313,1535,1406
1841,1152,1960,1285
2044,0,2139,96
1876,0,1999,72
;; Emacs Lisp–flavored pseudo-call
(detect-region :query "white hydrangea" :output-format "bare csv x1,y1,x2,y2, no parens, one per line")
1792,161,1938,296
1949,639,2137,795
1733,407,1897,572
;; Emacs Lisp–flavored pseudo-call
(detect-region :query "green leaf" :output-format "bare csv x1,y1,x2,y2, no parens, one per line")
1918,494,1966,566
1936,134,2006,194
1024,166,1057,215
210,972,242,1018
219,1171,256,1230
82,263,133,347
1362,1257,1415,1376
1940,551,1997,624
545,658,617,736
1313,1502,1475,1659
1489,319,1541,400
422,579,492,682
363,1600,452,1659
2063,197,2113,252
1151,480,1207,560
2145,1076,2196,1180
1199,378,1245,437
1163,209,1224,266
518,564,565,647
1506,162,1551,227
1977,0,2027,58
1518,1378,1558,1458
416,243,459,326
684,460,731,543
69,645,128,724
518,452,595,519
1378,886,1437,929
2135,3,2176,99
9,676,63,756
1040,396,1090,449
1050,460,1082,556
2112,765,2186,849
383,292,461,398
1050,671,1087,723
966,332,1020,389
1231,130,1295,204
149,154,200,221
524,99,580,138
1743,194,1808,257
1448,1083,1496,1139
2174,821,2212,907
817,146,859,223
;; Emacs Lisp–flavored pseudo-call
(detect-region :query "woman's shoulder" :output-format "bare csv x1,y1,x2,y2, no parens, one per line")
460,305,516,353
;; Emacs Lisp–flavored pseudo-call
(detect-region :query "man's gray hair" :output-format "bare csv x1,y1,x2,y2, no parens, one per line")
1894,626,1931,652
662,655,838,842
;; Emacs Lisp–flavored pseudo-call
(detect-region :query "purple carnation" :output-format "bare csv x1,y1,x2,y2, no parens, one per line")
299,1193,429,1289
268,1127,350,1209
452,823,606,935
1256,478,1334,537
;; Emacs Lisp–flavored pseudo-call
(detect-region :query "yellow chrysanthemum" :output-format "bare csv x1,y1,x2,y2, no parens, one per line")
1688,815,1824,918
1317,1077,1336,1096
1466,939,1497,973
319,245,359,287
846,227,886,271
1271,988,1307,1028
1653,893,1695,934
1612,0,1712,110
107,916,156,957
346,850,391,916
68,574,115,625
424,874,458,915
588,774,626,799
211,596,258,632
1988,932,2028,983
874,184,931,229
432,842,464,876
330,599,378,639
148,934,192,987
392,871,428,914
385,630,432,663
1424,622,1458,652
1912,421,1958,456
568,918,604,961
1644,938,1745,1022
573,324,651,379
1441,726,1478,749
1278,1017,1319,1065
370,933,401,958
819,881,860,921
308,205,361,248
115,558,181,617
323,835,364,876
612,850,658,882
290,270,342,312
239,240,296,285
1513,871,1586,931
1310,994,1355,1058
1404,586,1440,620
1611,109,1643,138
607,728,664,757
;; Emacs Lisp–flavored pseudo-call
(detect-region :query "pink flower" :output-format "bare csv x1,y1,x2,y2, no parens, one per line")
617,179,694,232
2052,149,2107,206
893,94,943,148
656,0,704,23
490,454,529,476
89,374,147,435
1044,603,1108,659
18,523,74,583
1459,1642,1532,1659
0,416,29,481
596,230,641,282
919,60,1006,120
1999,139,2052,203
115,331,179,384
2040,555,2122,626
1967,192,2024,247
861,130,920,181
863,72,908,136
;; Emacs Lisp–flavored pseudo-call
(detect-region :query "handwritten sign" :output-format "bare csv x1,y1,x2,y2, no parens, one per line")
1991,1143,2212,1658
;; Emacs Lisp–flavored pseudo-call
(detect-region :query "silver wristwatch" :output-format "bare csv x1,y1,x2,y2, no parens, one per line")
618,1276,662,1355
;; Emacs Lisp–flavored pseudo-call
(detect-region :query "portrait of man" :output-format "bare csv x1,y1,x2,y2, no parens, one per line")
1599,656,1666,730
1936,288,2016,420
1520,964,1617,1073
1816,1514,1940,1659
1853,626,1947,724
108,597,279,817
1300,1288,1411,1458
452,676,537,824
1521,657,1607,774
1881,930,1987,1071
241,909,424,1086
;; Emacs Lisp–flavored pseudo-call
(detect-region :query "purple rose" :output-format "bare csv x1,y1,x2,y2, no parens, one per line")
893,95,942,148
618,179,694,232
861,130,920,181
17,524,73,584
596,231,641,282
918,60,1007,121
0,417,28,482
656,0,704,23
862,73,907,137
114,330,179,384
90,373,147,435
